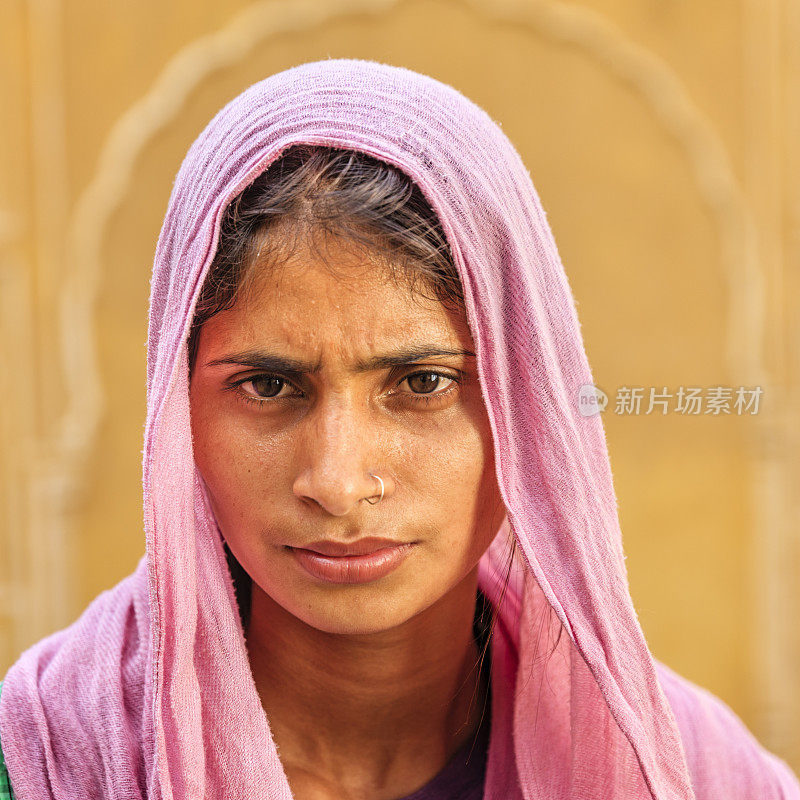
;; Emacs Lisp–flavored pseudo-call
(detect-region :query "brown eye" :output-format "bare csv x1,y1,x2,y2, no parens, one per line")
406,372,449,394
244,375,286,398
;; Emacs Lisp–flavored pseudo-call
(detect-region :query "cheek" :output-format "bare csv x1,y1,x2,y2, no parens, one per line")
407,409,499,550
189,388,284,527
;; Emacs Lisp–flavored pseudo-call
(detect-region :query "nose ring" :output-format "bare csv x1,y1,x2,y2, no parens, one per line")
365,473,385,505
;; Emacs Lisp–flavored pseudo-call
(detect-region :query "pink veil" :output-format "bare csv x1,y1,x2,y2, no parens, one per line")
1,57,797,800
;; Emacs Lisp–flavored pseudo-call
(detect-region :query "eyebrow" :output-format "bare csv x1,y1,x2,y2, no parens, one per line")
205,345,476,374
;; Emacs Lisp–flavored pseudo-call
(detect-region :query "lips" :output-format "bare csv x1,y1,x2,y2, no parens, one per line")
288,538,416,584
297,537,410,557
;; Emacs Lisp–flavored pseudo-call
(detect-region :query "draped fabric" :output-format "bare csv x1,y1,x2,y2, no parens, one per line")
1,58,797,799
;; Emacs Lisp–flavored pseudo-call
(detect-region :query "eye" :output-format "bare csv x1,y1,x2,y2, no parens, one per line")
403,371,451,394
235,374,296,402
398,370,460,405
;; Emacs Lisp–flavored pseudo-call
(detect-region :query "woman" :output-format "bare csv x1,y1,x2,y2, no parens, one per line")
0,58,797,800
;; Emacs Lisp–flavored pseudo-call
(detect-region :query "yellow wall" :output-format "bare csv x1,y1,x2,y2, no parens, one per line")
2,0,798,772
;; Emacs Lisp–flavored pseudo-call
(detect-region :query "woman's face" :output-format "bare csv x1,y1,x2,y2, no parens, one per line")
189,232,506,635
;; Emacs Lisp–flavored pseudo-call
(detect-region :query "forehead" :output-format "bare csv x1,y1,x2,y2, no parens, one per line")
204,232,474,354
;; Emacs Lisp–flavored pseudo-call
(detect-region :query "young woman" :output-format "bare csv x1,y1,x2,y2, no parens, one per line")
0,58,797,800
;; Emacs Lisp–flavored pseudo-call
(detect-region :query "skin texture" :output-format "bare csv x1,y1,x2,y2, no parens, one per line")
189,230,507,799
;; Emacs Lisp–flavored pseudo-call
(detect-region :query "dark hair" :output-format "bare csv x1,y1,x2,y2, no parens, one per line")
191,144,522,714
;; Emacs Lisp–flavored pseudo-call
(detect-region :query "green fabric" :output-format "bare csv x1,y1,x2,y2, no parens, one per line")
0,682,15,799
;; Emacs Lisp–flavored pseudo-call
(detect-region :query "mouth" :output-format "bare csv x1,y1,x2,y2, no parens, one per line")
291,537,413,557
286,538,416,584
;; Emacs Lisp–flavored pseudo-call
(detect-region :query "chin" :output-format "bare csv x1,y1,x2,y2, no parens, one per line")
266,578,432,636
297,608,410,636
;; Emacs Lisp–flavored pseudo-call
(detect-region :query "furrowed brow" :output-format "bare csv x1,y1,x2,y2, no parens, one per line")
205,352,319,376
354,346,475,372
205,346,475,374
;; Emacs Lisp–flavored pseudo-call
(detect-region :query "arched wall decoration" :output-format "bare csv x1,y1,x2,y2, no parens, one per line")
18,0,789,760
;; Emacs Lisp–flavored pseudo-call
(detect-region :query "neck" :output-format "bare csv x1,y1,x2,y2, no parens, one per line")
246,573,490,797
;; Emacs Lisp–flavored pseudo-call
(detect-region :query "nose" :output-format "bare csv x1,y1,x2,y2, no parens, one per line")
292,399,393,516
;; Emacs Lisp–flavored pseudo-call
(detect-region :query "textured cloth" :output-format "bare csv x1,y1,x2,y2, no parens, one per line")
0,57,798,800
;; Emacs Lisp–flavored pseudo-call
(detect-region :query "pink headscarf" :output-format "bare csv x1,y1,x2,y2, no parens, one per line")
1,58,797,800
